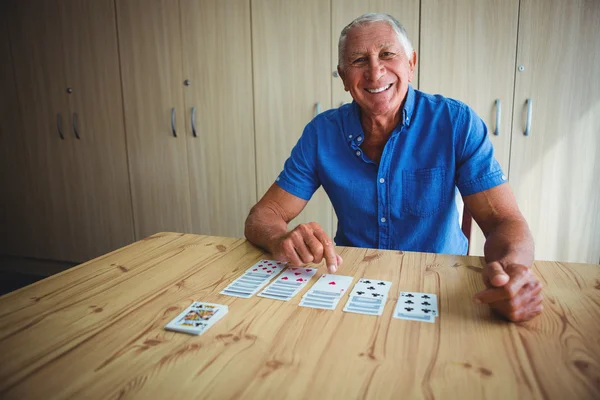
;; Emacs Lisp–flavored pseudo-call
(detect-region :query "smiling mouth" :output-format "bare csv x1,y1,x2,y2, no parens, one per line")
364,83,393,94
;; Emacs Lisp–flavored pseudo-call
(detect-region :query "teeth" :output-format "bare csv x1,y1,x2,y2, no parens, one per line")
366,84,392,93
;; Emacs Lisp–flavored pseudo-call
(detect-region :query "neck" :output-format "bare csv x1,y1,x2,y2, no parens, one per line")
360,107,401,144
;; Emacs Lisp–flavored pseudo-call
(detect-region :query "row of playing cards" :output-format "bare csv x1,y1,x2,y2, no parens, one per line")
219,259,287,298
165,302,228,335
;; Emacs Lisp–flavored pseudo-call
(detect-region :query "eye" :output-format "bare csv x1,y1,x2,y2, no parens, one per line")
351,57,367,65
381,51,395,58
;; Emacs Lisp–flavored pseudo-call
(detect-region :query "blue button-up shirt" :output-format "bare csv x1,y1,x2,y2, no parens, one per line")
276,85,506,255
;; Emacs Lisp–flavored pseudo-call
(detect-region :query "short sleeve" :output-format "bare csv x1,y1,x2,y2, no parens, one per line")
455,106,506,196
275,122,321,201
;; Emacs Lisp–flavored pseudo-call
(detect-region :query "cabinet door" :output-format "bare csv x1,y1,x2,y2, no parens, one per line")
331,0,420,236
252,0,333,236
0,8,29,256
5,0,73,260
116,0,192,239
420,0,519,256
58,0,135,261
180,0,256,238
510,0,600,263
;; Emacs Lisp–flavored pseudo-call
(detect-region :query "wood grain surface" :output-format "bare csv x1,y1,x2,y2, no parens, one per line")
0,233,598,399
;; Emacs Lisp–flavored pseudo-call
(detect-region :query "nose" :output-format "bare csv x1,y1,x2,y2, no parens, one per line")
365,57,385,82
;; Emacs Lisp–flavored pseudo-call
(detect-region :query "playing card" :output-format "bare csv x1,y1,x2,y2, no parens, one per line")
349,279,392,298
220,259,287,298
393,292,439,323
258,266,317,301
306,274,354,295
244,259,287,276
299,274,353,310
164,302,228,335
343,279,392,316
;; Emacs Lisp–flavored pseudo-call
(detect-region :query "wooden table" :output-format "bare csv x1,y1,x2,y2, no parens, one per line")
0,233,599,399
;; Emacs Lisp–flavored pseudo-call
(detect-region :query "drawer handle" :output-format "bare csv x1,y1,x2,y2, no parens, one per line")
494,99,501,136
57,113,64,140
171,107,177,137
73,112,80,139
524,98,533,136
191,107,197,137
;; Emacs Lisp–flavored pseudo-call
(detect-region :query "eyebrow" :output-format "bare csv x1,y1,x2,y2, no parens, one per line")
348,43,397,58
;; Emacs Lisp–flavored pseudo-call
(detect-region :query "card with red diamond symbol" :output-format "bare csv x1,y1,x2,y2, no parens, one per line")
258,266,318,301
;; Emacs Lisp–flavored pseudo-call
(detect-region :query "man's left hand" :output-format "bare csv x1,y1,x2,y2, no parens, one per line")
473,262,543,322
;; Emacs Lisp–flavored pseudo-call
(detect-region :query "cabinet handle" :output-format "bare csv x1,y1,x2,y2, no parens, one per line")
57,113,64,140
524,98,533,136
72,112,80,139
171,107,177,137
314,102,321,117
191,107,197,137
494,99,501,136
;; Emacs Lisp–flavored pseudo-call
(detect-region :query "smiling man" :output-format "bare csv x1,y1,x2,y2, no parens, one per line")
245,13,542,322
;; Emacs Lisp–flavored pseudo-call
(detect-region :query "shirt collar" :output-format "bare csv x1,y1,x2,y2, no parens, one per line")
345,84,415,143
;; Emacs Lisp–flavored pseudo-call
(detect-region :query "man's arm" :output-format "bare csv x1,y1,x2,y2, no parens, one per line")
463,183,543,321
245,183,342,273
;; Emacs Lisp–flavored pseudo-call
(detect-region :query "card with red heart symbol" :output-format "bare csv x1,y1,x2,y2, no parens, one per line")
220,259,287,298
257,267,318,301
299,274,354,310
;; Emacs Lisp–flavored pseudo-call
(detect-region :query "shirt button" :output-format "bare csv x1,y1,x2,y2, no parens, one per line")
501,175,507,181
349,135,353,139
380,217,386,223
379,178,385,183
355,150,361,156
357,136,363,142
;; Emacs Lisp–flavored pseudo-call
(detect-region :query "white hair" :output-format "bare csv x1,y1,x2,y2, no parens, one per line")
338,13,413,69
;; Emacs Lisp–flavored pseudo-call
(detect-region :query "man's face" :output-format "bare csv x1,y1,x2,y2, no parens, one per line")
338,22,416,118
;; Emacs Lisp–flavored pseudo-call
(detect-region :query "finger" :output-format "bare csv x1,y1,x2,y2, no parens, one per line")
293,239,314,264
304,235,324,264
475,265,534,304
280,238,303,266
336,254,343,266
503,265,534,298
473,287,509,304
485,262,510,287
313,228,338,273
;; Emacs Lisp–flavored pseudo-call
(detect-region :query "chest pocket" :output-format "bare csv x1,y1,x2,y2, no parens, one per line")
402,167,447,217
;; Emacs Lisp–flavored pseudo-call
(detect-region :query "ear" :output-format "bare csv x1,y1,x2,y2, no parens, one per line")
408,51,417,83
337,65,349,92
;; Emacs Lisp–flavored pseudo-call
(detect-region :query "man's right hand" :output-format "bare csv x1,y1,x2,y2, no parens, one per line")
271,222,342,273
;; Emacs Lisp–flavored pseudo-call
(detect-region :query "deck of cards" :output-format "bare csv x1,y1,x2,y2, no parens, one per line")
258,267,318,301
219,259,287,298
343,279,392,316
165,302,228,335
393,291,439,323
299,274,353,310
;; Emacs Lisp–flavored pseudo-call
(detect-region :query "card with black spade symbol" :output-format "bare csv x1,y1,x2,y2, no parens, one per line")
393,292,439,323
164,302,228,335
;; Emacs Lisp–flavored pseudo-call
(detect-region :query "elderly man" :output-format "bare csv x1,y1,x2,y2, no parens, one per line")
245,13,542,322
